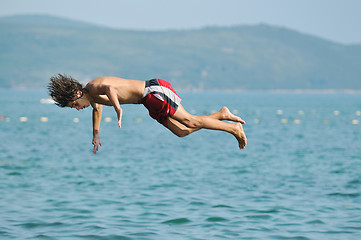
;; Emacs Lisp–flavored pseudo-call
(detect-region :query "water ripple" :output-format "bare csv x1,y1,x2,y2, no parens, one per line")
212,204,233,208
328,192,361,198
74,234,132,240
205,217,229,222
162,218,192,225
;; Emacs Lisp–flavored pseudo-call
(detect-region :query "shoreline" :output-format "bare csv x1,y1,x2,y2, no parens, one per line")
1,88,361,94
178,88,361,94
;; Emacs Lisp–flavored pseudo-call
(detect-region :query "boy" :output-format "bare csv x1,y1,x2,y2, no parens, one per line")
48,74,247,153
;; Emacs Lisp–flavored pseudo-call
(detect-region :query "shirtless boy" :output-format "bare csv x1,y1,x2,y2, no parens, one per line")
48,74,247,153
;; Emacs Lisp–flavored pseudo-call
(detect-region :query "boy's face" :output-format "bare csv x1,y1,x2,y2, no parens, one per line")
68,91,91,110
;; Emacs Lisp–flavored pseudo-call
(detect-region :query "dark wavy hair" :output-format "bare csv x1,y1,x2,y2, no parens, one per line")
48,74,84,107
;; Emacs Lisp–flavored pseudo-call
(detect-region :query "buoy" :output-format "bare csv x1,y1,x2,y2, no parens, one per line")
104,117,112,122
232,109,239,114
281,119,288,124
333,110,340,116
190,109,197,114
276,109,283,115
135,118,142,123
254,118,259,124
294,119,301,124
352,120,359,125
298,110,304,115
19,117,28,122
73,118,79,123
40,117,48,122
355,111,361,116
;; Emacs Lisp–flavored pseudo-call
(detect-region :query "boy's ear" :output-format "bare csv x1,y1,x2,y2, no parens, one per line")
76,90,82,98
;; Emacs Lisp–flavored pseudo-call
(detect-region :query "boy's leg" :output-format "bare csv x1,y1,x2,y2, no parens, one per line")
166,106,245,137
169,105,247,149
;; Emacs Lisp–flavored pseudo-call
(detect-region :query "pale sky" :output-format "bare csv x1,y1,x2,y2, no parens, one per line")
1,0,361,44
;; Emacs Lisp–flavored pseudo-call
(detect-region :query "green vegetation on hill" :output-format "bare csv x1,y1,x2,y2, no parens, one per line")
0,15,360,90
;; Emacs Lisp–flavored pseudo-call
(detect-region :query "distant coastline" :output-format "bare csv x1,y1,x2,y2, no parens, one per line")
1,15,361,90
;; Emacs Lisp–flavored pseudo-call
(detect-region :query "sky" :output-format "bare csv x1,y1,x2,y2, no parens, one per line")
1,0,361,44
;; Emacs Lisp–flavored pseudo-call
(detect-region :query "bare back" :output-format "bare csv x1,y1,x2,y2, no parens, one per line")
85,77,145,106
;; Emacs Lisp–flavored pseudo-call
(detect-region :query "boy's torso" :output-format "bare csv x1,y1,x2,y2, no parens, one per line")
87,77,146,105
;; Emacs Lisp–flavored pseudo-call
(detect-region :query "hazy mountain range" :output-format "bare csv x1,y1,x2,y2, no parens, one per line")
1,15,360,91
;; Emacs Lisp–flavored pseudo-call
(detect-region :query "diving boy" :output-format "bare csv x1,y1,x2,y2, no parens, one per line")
48,74,247,153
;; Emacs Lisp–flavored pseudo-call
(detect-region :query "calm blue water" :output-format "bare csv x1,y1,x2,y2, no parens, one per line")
1,90,361,240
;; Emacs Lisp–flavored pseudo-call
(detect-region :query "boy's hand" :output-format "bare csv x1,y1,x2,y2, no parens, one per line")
117,109,122,128
92,133,102,154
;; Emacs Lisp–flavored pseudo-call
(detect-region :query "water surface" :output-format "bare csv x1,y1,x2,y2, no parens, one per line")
1,90,361,239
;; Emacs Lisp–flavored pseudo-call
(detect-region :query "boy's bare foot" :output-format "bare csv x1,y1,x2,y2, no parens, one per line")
220,107,246,124
233,123,247,150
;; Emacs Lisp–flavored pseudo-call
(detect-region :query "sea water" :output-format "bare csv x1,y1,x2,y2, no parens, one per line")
0,90,361,240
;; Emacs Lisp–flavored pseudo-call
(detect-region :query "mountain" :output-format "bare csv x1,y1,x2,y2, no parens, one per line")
0,14,360,90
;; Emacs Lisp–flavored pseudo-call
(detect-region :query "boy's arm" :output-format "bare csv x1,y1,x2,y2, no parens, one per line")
92,103,103,154
104,86,123,128
87,82,122,128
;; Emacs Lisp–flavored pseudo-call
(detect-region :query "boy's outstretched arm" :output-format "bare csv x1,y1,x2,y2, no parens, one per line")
92,103,103,154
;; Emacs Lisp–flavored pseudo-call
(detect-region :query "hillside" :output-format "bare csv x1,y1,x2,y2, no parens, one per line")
0,15,360,90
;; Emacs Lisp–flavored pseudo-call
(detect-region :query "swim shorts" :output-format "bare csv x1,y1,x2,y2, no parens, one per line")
141,79,182,127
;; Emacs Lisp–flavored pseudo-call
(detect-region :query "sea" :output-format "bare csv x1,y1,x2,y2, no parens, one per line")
1,89,361,240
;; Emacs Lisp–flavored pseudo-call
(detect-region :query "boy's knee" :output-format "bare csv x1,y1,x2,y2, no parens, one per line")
172,129,189,138
176,130,190,138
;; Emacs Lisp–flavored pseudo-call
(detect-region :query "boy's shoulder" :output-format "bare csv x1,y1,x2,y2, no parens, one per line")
84,77,119,95
84,81,103,96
